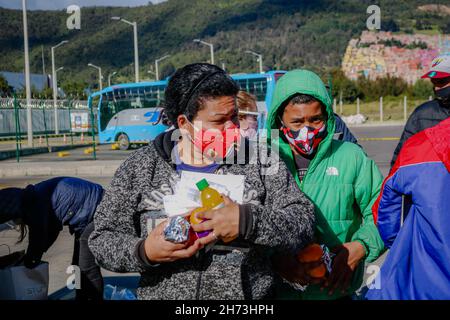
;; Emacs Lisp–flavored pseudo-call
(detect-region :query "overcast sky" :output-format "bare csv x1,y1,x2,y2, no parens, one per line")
0,0,167,10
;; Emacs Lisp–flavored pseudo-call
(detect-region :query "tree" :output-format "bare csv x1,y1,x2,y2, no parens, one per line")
61,80,88,99
328,69,361,102
441,21,450,34
381,19,400,32
0,74,11,97
410,79,433,99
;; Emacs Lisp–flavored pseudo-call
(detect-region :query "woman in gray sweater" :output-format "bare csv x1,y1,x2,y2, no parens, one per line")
88,63,315,300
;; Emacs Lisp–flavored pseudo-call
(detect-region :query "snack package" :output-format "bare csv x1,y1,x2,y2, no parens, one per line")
321,245,334,274
287,243,335,292
163,216,191,243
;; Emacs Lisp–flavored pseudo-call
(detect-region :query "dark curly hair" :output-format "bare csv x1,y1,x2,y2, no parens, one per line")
164,63,239,127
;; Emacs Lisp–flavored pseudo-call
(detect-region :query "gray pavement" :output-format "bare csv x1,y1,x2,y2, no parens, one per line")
351,125,403,177
0,124,403,297
0,143,135,178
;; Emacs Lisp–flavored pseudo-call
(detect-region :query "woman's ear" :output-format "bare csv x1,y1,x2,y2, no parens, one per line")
177,115,187,129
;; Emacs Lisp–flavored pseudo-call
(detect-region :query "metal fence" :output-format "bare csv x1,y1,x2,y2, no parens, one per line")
0,98,93,136
332,96,431,123
0,96,99,162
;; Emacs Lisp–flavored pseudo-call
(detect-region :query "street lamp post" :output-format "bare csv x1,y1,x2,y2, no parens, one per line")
155,54,170,81
108,71,117,87
112,17,139,83
54,67,64,98
22,0,33,146
51,40,68,135
88,63,103,91
245,50,263,74
193,39,214,65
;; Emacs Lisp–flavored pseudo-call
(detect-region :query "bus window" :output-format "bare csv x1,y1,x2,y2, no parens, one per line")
99,85,166,131
234,77,267,102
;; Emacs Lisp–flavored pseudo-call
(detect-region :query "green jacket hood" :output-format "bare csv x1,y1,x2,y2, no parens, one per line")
266,69,336,177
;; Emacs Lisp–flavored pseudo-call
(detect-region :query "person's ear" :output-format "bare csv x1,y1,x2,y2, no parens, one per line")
177,115,188,130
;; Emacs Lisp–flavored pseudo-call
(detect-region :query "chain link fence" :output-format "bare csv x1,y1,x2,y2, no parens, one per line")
0,97,98,162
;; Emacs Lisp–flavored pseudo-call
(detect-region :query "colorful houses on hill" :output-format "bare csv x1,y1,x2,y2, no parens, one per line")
342,31,450,84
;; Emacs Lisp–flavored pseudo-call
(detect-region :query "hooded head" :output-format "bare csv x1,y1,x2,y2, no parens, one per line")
267,70,335,174
0,187,25,224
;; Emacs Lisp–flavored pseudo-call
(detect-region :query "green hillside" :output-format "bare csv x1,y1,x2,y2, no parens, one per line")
0,0,448,95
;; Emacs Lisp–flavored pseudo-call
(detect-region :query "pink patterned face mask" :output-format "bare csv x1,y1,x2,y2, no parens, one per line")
186,118,241,159
281,123,327,156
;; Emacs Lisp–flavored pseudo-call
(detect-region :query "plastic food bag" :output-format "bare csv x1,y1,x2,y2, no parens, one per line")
163,216,191,243
103,284,136,300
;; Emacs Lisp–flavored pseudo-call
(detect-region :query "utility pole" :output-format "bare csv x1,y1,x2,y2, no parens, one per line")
22,0,33,147
155,54,170,81
88,63,103,91
112,17,140,82
51,40,68,134
245,50,263,74
193,39,214,65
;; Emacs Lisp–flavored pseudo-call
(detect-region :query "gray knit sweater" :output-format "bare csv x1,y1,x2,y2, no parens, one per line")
89,131,315,300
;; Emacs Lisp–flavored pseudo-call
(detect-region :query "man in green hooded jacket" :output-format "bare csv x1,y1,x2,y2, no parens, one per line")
267,69,384,300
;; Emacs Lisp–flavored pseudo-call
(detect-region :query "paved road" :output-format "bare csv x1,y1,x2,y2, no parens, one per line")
0,125,403,297
351,125,403,177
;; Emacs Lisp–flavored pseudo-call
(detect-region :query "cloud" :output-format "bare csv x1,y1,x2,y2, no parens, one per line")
0,0,167,10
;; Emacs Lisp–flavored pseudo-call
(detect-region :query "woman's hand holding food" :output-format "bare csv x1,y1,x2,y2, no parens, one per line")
144,220,204,263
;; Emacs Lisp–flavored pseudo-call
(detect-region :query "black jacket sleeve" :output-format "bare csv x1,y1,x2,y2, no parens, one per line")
334,113,358,144
391,110,419,167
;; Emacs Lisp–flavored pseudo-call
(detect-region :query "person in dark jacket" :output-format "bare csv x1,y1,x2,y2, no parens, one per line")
89,63,316,300
334,113,358,144
0,177,104,300
391,55,450,167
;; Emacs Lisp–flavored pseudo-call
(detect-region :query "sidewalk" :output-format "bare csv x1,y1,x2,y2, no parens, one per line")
0,160,122,178
0,135,96,160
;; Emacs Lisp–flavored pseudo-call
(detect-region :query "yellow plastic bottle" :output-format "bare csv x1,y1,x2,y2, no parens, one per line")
196,179,225,210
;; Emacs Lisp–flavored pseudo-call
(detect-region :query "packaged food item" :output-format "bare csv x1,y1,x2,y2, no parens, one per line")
196,179,224,210
190,179,225,238
297,243,323,263
189,207,209,238
297,243,334,280
163,216,191,243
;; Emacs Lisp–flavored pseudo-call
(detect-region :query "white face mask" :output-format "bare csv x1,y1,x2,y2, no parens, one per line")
238,110,259,139
240,127,257,139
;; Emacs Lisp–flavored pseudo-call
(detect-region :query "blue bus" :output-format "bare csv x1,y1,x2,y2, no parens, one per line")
88,70,286,150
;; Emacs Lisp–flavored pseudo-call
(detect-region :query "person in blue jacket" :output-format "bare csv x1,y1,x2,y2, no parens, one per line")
0,177,104,300
366,117,450,300
334,113,358,144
